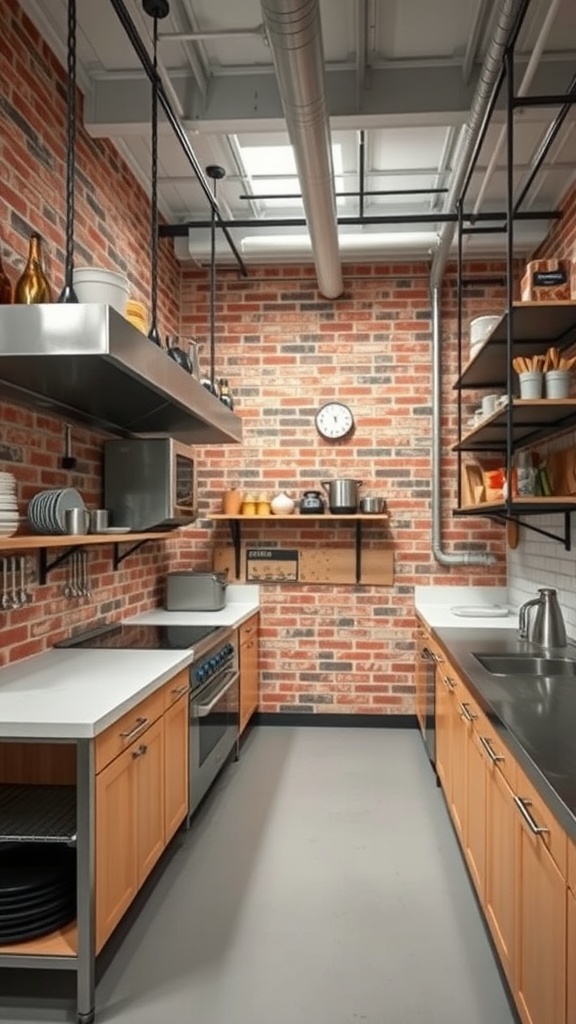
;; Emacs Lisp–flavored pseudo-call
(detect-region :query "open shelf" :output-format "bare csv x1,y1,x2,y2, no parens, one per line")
0,921,77,958
208,513,389,521
454,399,576,451
0,531,170,551
456,302,576,389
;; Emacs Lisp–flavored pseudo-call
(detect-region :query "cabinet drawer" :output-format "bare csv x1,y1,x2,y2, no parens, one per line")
240,615,259,645
475,713,517,790
163,669,190,710
515,764,567,877
96,689,164,774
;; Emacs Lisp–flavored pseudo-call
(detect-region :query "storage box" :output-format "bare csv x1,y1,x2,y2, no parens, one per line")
520,259,570,302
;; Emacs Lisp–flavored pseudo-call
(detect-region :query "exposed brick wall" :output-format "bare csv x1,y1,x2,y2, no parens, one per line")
182,261,509,714
532,181,576,263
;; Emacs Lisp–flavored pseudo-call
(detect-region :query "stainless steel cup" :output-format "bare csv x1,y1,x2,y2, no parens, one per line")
89,509,109,532
65,508,90,535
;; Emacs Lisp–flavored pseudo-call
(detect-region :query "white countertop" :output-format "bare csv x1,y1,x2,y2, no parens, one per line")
0,585,260,741
414,585,519,630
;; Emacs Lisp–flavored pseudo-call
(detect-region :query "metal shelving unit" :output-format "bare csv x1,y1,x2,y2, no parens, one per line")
452,15,576,549
0,783,76,843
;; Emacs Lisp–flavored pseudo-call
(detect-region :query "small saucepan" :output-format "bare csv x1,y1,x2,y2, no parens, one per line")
359,496,386,514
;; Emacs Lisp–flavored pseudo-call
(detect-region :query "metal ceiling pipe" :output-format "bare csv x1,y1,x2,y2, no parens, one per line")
260,0,343,299
429,0,525,289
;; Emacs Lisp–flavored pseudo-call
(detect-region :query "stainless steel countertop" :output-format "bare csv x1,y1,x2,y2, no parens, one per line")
435,626,576,840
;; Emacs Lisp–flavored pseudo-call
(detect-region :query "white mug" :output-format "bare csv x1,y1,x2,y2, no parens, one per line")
481,394,498,416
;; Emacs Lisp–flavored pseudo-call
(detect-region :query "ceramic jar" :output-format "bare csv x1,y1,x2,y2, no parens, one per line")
270,491,295,515
222,488,243,514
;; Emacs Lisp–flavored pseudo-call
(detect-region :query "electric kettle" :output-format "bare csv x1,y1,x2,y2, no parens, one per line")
300,490,325,514
518,588,567,648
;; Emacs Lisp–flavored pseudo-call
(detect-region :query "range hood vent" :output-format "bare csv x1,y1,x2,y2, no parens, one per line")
0,305,242,445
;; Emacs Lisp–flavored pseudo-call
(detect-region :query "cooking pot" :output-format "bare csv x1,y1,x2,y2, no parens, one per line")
300,490,325,514
359,497,385,514
321,479,362,514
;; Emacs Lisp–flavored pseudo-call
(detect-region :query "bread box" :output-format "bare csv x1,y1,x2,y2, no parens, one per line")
520,258,570,302
165,571,228,611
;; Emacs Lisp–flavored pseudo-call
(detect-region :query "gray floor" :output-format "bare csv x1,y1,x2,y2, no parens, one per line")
0,727,518,1024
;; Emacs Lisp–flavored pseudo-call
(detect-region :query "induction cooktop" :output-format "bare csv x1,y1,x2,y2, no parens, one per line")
54,623,220,650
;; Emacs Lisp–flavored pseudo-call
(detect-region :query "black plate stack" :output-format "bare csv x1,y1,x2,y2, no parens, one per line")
0,843,76,944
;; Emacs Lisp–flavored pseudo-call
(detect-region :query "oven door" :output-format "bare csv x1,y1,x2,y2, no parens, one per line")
189,667,239,816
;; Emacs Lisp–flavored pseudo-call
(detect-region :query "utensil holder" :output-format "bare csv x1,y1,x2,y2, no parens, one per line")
545,370,570,399
518,371,543,399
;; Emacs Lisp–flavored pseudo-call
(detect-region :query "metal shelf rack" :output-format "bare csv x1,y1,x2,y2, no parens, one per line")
0,783,76,843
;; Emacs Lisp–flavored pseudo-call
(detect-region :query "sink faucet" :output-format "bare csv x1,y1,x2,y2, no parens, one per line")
518,588,567,648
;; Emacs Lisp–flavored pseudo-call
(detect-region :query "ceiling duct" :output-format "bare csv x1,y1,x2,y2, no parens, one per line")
260,0,343,299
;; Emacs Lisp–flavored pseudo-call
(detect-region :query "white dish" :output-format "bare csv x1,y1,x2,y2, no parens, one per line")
96,527,132,534
450,605,510,617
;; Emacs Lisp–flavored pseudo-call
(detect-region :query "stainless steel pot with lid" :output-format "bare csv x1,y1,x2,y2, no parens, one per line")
320,479,362,513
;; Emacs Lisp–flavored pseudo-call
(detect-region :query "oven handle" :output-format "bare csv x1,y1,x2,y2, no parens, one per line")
190,669,239,718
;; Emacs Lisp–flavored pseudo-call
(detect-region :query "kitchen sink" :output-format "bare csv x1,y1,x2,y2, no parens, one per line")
473,653,576,676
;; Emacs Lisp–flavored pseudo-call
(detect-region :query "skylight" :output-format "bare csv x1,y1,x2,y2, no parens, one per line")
239,142,346,212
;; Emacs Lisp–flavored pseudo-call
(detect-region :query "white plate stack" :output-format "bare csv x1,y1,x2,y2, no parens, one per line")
0,473,20,538
27,488,86,534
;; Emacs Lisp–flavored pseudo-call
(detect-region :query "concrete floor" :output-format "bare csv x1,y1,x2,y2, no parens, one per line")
0,727,518,1024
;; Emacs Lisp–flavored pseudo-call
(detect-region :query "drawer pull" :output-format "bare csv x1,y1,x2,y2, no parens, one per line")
170,684,189,699
459,702,478,722
479,735,505,763
132,744,148,759
514,796,549,836
120,717,148,741
443,674,456,691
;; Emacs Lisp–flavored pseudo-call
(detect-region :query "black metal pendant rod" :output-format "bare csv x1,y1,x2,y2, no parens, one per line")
144,1,167,347
108,0,247,275
58,0,78,303
206,165,225,391
238,188,450,200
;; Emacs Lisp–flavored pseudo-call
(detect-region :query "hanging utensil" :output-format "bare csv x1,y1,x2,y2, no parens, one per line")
58,0,78,303
18,556,29,606
143,0,170,346
10,556,19,608
82,550,92,599
1,558,12,610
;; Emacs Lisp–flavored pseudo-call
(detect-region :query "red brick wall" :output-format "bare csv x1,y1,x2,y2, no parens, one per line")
0,0,534,714
532,181,576,263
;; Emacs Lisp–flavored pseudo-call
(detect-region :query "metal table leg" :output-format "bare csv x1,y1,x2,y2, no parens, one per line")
75,739,95,1024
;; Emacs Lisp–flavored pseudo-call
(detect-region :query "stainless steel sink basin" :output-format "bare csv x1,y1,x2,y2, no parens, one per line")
473,653,576,676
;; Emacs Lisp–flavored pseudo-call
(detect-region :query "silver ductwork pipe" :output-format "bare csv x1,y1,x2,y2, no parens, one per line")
260,0,343,298
429,0,524,289
429,0,523,565
431,288,496,566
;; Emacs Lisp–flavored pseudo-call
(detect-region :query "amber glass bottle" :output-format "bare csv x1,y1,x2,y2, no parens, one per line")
14,233,53,304
0,253,13,303
218,378,234,410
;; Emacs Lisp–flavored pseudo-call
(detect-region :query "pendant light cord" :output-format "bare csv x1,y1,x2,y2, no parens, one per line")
210,185,216,388
59,0,77,303
148,14,161,344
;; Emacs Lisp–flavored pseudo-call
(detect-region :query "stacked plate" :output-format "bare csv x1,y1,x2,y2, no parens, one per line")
0,843,76,944
0,472,20,537
27,488,86,535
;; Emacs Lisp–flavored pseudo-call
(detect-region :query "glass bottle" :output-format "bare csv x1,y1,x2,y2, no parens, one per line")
14,233,53,304
218,378,234,410
165,334,192,372
0,253,13,303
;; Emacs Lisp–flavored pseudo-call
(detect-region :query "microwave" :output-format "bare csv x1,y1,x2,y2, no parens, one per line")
103,438,198,530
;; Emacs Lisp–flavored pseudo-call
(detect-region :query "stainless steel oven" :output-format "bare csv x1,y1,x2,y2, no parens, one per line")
188,628,239,817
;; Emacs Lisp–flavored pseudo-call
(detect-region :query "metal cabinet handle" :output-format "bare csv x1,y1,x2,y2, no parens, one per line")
459,702,478,722
443,674,456,691
417,629,427,638
514,796,549,835
479,735,505,763
120,716,148,740
170,683,189,700
131,743,148,759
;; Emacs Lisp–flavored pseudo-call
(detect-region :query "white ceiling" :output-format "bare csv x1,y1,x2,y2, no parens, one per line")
20,0,576,269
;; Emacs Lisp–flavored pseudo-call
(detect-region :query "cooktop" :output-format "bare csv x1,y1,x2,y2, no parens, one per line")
54,623,220,651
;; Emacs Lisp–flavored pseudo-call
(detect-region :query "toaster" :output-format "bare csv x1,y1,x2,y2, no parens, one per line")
165,571,228,611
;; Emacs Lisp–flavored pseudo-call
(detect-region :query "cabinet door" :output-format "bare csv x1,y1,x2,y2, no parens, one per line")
464,724,487,900
95,747,138,953
434,669,452,796
449,680,468,844
568,885,576,1024
240,614,259,734
484,759,516,984
514,795,567,1024
135,715,165,886
414,629,429,737
164,693,189,842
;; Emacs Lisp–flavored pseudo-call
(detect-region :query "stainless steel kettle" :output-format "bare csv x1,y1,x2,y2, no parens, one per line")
518,588,567,648
321,479,362,513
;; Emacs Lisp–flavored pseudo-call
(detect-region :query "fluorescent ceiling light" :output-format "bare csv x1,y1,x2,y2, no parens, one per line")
240,231,438,256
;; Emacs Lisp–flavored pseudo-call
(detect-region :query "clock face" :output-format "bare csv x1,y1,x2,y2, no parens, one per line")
315,402,354,440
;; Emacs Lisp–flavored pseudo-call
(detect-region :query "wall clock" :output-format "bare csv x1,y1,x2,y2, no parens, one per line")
315,402,355,440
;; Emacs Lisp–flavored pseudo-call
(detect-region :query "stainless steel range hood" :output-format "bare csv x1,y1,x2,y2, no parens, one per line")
0,305,242,444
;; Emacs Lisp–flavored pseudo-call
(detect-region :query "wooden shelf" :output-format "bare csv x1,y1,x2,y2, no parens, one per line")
0,531,170,551
0,921,77,958
457,497,576,513
208,513,389,522
456,302,576,389
454,399,576,452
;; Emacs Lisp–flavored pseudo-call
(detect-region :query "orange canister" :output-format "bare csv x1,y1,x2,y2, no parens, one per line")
222,488,243,514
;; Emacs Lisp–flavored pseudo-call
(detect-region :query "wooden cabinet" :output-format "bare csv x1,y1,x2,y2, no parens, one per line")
239,614,259,734
463,719,487,898
568,882,576,1024
414,627,428,737
484,744,516,984
434,661,453,795
448,677,471,845
163,673,190,842
513,766,567,1024
95,715,164,952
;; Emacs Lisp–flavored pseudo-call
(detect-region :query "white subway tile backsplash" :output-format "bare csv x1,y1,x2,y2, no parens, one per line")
508,510,576,639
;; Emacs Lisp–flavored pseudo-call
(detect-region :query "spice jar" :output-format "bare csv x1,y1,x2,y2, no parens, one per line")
241,493,256,515
256,492,270,515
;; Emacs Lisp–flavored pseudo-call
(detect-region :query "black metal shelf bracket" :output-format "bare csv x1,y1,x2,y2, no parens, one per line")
113,539,149,570
355,521,362,583
38,546,86,585
226,520,242,578
485,512,572,551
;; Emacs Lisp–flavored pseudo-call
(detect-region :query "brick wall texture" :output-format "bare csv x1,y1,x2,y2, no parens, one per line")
1,0,574,714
